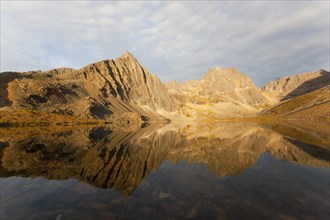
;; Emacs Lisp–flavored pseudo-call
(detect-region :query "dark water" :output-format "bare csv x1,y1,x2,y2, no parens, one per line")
0,122,329,219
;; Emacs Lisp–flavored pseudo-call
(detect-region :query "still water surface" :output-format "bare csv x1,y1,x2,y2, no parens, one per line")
0,122,329,219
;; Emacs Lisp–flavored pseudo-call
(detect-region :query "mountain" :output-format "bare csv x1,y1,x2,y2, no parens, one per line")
166,67,270,119
261,69,330,102
0,51,179,122
167,67,268,106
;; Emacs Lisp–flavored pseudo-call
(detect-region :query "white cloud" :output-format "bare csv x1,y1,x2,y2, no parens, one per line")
1,1,329,86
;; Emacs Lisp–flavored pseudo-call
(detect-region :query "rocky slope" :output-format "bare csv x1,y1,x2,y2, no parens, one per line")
0,51,179,121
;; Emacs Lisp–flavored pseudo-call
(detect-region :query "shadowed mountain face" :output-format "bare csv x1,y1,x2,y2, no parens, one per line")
1,122,328,195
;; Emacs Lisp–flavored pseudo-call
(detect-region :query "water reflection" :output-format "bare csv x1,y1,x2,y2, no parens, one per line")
0,121,329,219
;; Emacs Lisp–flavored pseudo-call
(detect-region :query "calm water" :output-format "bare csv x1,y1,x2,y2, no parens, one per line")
0,122,329,219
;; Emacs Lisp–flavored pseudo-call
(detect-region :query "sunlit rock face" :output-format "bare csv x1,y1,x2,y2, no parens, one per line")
1,121,329,195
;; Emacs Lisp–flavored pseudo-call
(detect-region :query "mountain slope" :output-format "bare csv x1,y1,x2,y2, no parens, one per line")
261,69,330,102
260,85,330,120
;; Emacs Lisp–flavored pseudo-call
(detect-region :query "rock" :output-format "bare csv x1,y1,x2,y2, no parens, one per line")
159,192,171,199
56,214,64,220
139,206,156,216
111,196,125,205
186,200,202,218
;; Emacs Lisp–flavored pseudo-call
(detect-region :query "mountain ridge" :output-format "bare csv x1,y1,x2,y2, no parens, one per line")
1,51,329,123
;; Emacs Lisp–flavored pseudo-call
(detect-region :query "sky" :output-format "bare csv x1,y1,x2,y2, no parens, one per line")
1,1,329,86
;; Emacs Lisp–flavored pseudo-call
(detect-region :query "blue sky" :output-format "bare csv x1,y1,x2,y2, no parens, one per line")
1,1,329,86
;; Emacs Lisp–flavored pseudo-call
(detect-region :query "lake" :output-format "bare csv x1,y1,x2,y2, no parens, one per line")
0,122,329,219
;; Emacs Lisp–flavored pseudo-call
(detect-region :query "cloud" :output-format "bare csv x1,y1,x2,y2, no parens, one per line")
1,1,329,86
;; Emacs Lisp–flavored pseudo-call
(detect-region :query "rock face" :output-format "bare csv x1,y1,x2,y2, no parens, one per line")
1,51,179,120
261,69,330,101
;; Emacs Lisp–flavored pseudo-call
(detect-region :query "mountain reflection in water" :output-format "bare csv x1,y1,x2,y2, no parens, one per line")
0,122,329,219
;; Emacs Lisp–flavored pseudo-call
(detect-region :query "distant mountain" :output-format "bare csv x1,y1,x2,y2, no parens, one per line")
167,67,268,106
166,67,270,118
